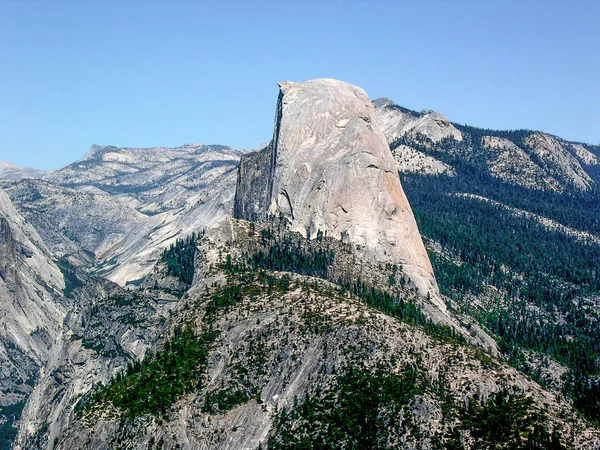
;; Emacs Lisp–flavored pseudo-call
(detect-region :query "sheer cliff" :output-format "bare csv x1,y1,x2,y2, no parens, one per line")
235,79,437,299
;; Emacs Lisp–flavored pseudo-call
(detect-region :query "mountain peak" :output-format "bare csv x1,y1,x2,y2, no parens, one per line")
0,161,45,180
372,97,396,109
235,78,438,298
374,98,462,144
0,160,20,169
80,144,118,162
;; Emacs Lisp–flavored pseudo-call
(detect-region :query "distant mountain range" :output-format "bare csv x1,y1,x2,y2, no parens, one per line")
0,162,44,181
374,98,600,191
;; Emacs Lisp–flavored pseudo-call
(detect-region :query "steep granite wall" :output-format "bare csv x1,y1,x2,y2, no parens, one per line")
235,78,438,297
233,143,273,222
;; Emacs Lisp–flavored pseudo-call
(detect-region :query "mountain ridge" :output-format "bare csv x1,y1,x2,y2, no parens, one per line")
0,162,44,181
374,98,600,192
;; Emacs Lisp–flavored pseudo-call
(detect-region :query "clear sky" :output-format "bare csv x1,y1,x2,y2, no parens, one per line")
1,0,598,170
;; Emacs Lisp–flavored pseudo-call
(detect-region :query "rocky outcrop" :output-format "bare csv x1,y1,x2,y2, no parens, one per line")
393,144,455,176
571,143,599,166
481,136,561,191
3,179,149,272
233,143,273,222
235,79,438,298
14,278,173,450
374,97,600,192
524,132,594,191
373,98,463,145
0,216,17,283
480,132,596,192
0,189,65,360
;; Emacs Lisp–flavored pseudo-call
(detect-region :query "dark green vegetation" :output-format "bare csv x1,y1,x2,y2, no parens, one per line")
249,230,334,279
399,127,600,422
268,366,560,450
458,389,564,449
269,366,424,449
82,325,218,418
340,278,466,345
159,232,202,284
80,264,252,419
79,254,272,420
0,401,25,450
202,387,251,414
56,256,84,298
247,230,464,344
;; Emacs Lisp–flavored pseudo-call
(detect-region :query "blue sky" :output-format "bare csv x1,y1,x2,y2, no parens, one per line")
1,0,598,170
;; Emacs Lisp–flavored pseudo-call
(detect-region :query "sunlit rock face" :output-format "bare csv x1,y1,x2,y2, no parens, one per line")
3,144,243,285
373,97,463,145
0,189,66,436
235,78,438,298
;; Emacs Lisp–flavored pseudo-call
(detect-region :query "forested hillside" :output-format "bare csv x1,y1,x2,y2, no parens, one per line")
400,128,600,422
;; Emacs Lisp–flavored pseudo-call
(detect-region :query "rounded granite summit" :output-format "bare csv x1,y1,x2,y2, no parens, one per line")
236,78,440,299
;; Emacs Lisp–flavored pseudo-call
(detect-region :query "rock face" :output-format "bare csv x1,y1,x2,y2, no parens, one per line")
481,136,561,191
524,132,595,191
0,189,65,360
233,142,273,221
1,144,242,285
0,189,66,440
392,144,455,176
571,143,599,165
14,278,173,450
373,98,463,145
235,79,437,296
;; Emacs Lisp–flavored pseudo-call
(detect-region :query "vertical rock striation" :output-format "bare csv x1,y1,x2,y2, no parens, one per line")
233,143,273,221
0,189,67,446
235,78,438,298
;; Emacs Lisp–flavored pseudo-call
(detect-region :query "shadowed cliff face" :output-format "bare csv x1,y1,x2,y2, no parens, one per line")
0,216,17,284
235,78,438,298
233,142,273,222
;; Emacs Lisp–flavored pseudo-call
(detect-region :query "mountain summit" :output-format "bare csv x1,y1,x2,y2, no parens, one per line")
235,78,437,297
0,161,44,181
